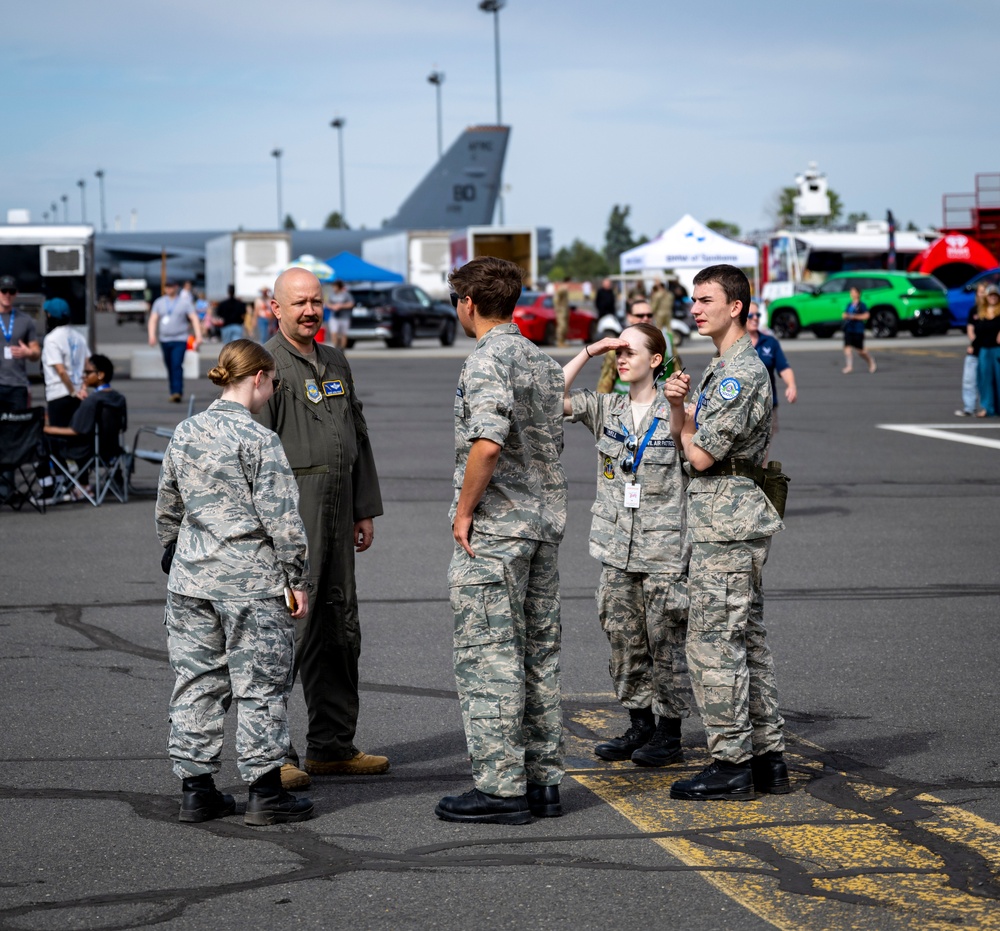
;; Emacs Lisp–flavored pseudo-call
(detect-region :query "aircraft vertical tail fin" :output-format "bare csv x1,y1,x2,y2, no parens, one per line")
386,126,509,229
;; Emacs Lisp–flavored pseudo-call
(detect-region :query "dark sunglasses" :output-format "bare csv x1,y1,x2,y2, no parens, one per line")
631,312,653,320
271,377,281,391
0,289,16,295
747,313,760,319
450,292,462,308
621,433,639,473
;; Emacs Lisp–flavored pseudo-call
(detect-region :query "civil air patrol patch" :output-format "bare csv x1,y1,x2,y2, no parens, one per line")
304,380,322,403
718,377,741,401
322,379,345,397
603,456,615,480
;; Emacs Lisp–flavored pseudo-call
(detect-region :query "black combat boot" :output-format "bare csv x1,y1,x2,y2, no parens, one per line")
751,750,792,794
631,717,684,767
434,788,532,825
245,767,315,826
669,759,755,801
178,774,236,823
594,707,655,762
526,782,562,818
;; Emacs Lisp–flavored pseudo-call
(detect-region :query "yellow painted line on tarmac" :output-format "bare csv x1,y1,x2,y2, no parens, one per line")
566,708,1000,930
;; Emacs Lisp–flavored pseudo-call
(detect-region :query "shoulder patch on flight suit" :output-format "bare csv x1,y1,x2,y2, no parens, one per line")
719,377,741,401
304,380,322,403
322,379,345,397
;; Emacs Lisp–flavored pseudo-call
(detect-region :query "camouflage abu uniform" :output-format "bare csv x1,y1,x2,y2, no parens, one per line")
450,322,568,797
685,334,784,764
567,386,690,720
156,399,310,784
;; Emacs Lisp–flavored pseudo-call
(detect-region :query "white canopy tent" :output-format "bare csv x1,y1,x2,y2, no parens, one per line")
619,214,759,293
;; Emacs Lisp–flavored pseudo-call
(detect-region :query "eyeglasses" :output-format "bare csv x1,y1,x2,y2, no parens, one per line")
621,433,639,473
450,292,464,308
747,313,760,319
0,289,16,295
630,313,653,321
271,377,281,391
83,368,98,375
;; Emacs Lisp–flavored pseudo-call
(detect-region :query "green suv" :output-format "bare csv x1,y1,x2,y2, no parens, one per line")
766,271,951,339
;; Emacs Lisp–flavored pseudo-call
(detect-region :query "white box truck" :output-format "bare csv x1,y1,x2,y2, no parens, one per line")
205,232,291,303
448,227,538,290
0,223,96,361
361,230,452,299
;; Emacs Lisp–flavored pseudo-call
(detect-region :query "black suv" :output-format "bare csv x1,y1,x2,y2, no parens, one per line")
345,283,458,348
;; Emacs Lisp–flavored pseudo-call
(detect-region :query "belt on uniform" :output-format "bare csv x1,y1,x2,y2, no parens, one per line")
694,457,764,485
694,457,790,519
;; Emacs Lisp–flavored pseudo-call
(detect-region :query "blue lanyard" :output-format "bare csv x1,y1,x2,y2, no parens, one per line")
0,310,14,343
620,416,659,474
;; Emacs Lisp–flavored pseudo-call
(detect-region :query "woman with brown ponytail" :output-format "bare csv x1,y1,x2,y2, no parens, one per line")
156,339,314,826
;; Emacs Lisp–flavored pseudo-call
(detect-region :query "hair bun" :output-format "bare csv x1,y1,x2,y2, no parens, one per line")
207,364,230,386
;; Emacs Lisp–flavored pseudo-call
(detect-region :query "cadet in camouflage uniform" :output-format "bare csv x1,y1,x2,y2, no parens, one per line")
256,267,386,788
597,299,680,394
436,256,568,825
156,339,314,825
665,265,789,802
564,322,691,767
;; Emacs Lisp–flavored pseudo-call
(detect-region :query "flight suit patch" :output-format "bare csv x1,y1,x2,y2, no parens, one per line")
323,380,345,397
603,456,615,480
304,380,322,403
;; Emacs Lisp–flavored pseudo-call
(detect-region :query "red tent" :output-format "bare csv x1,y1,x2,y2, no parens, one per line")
908,234,998,287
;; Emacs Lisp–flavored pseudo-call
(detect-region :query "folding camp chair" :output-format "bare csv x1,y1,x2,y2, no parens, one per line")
48,396,129,506
0,407,47,513
126,396,195,495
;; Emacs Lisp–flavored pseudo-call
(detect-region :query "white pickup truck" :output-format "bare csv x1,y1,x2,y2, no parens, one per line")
113,278,150,325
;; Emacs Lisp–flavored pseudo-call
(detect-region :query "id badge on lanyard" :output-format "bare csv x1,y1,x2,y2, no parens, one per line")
624,483,641,508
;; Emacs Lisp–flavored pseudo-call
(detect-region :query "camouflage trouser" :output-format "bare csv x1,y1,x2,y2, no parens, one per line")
448,533,564,796
686,538,784,764
555,306,569,345
166,592,295,784
597,566,690,719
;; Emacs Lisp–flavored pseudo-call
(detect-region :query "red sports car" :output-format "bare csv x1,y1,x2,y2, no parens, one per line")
512,292,598,345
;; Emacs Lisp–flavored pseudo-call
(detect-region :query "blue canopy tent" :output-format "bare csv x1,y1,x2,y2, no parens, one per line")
322,251,404,283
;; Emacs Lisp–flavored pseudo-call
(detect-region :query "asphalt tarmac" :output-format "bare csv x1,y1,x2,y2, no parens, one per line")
2,325,999,931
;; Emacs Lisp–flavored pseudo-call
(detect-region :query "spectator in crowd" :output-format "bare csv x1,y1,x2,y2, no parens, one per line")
324,280,354,351
148,279,202,403
41,297,89,426
216,285,249,345
747,301,797,462
974,284,1000,417
957,281,989,417
842,286,876,374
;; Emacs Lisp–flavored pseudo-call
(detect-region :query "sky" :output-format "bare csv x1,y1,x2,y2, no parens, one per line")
4,0,998,251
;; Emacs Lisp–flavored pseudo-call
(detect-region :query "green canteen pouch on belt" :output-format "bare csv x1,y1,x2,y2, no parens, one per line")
695,458,790,519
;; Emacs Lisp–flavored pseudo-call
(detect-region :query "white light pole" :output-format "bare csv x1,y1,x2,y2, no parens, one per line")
478,0,506,224
427,71,445,158
330,118,346,224
271,149,283,229
60,195,68,222
77,178,87,223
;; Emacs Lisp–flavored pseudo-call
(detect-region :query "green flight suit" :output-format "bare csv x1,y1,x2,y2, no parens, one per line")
256,332,383,763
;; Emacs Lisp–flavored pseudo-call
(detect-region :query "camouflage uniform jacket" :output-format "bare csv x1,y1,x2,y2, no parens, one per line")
452,322,567,543
155,399,310,600
568,386,687,574
686,333,783,543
